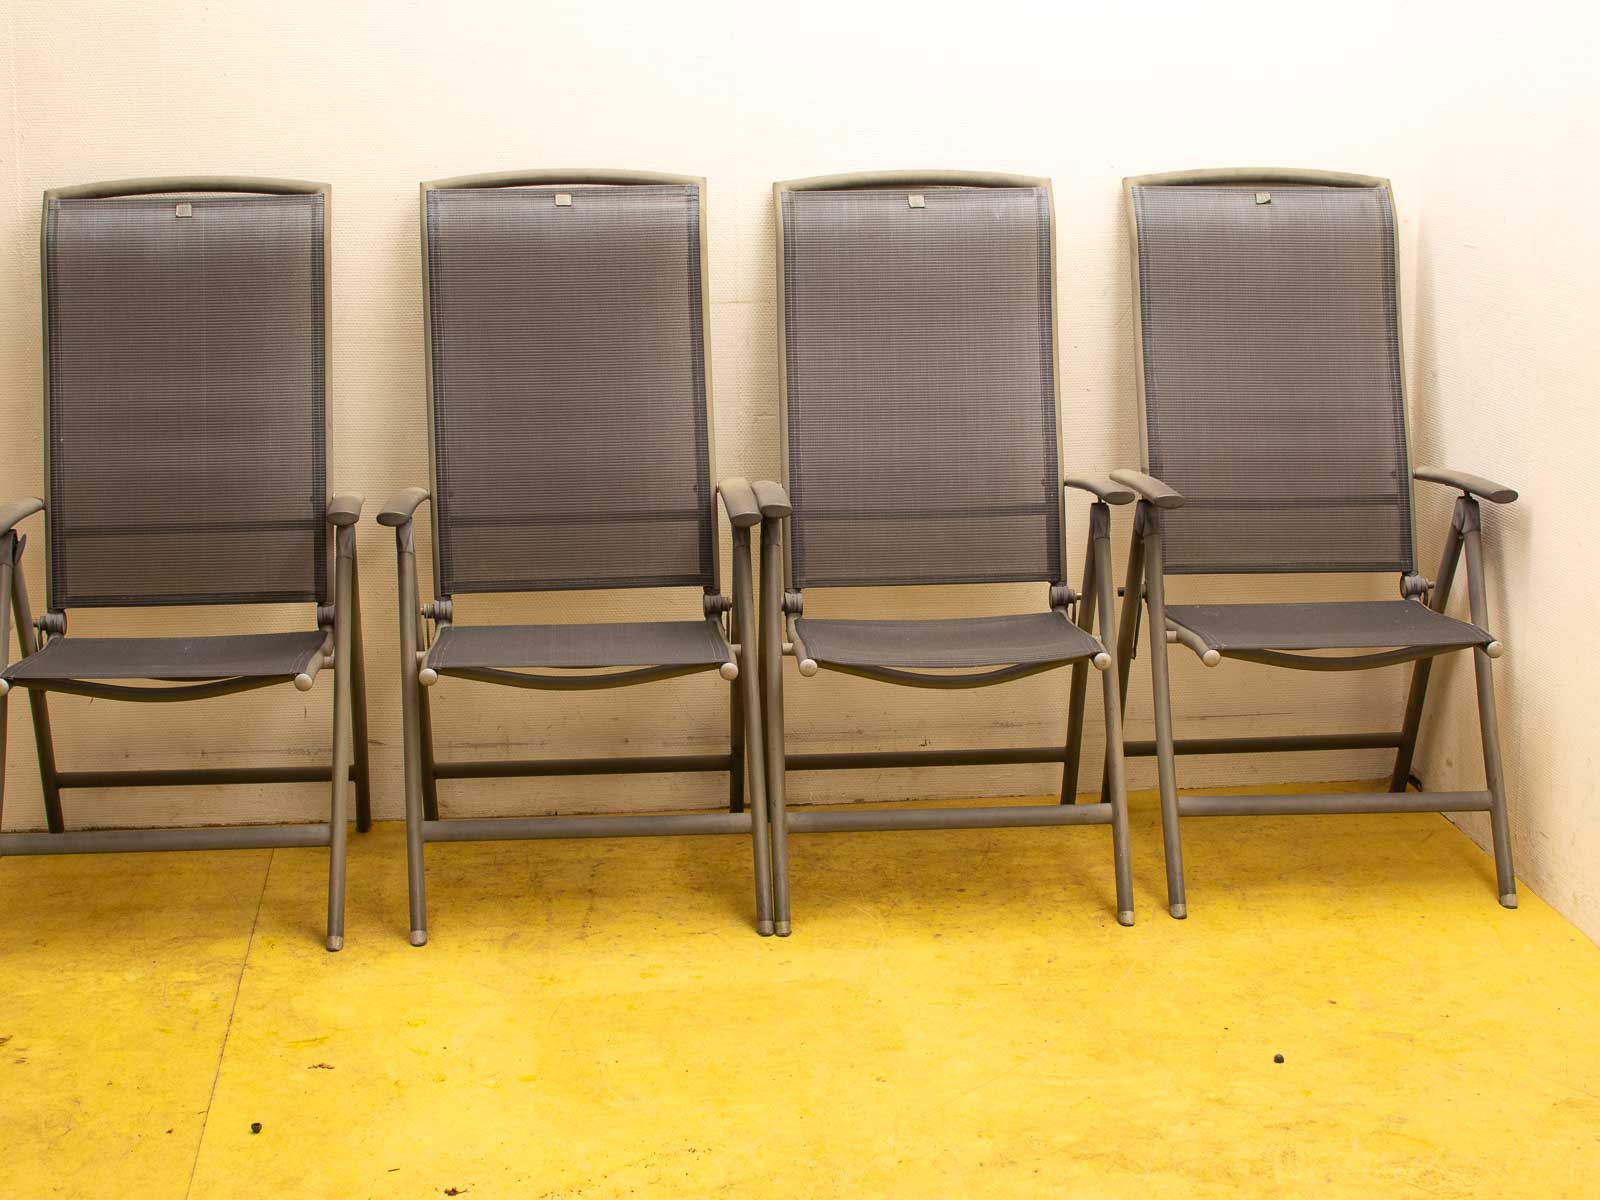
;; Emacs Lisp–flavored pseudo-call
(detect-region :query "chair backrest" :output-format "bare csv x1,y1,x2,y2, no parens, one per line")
774,172,1064,590
420,171,716,597
41,178,329,609
1126,169,1416,575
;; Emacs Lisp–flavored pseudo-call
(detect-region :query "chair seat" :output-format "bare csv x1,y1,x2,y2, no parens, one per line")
1164,601,1492,653
426,619,732,672
2,631,327,682
796,612,1103,670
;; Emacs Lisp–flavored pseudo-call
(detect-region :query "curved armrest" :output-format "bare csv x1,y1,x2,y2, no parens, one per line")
1414,467,1518,504
0,497,45,533
1063,474,1134,505
325,493,364,527
751,480,792,519
378,487,431,527
1109,469,1185,509
716,478,762,528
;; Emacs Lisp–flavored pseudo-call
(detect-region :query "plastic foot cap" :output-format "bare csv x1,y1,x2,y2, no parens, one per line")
1117,910,1135,927
1500,893,1519,909
409,929,428,946
774,920,792,937
756,919,775,937
325,934,344,952
1170,902,1188,919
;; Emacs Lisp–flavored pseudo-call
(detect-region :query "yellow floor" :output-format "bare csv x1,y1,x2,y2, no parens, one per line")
3,782,1598,1198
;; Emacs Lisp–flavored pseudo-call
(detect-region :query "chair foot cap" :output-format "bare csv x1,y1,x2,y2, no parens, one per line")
1500,892,1519,909
757,919,774,936
774,920,792,937
1169,902,1187,919
1117,910,1135,927
325,935,344,952
409,929,428,946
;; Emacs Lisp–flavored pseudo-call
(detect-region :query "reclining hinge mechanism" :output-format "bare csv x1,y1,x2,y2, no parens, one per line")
36,610,66,639
1400,573,1431,602
316,604,336,629
1048,584,1078,617
703,593,733,618
424,599,453,623
781,592,804,615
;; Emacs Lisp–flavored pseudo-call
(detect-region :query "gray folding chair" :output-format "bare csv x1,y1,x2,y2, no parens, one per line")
0,178,368,951
1108,168,1518,916
758,171,1136,935
381,170,774,944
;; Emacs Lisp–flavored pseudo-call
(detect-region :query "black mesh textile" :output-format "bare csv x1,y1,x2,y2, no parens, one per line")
424,184,713,595
426,619,731,671
1131,182,1414,574
1,631,326,682
1164,602,1489,653
779,185,1062,588
795,612,1099,669
44,192,327,607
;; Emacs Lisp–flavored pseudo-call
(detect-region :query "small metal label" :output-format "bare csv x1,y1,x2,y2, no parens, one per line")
908,194,925,209
1255,192,1272,205
175,203,193,218
554,193,572,207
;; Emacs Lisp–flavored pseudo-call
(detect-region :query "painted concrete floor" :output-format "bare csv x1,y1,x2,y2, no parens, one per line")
3,781,1598,1199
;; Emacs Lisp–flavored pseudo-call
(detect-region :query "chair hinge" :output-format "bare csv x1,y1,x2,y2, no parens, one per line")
1048,584,1078,613
36,610,66,637
781,591,804,615
424,599,453,623
703,593,733,618
1400,573,1431,601
316,604,336,629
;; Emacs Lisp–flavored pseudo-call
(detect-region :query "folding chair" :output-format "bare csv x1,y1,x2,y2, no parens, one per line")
382,170,774,944
1111,168,1518,916
759,171,1136,935
0,178,369,951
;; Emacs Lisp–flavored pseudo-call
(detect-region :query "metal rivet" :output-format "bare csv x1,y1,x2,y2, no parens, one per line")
554,193,572,207
175,202,193,218
908,194,925,209
1254,191,1272,205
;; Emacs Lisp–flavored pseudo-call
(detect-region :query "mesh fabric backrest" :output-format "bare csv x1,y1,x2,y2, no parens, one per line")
1131,181,1414,574
779,185,1062,588
424,184,713,594
44,192,327,607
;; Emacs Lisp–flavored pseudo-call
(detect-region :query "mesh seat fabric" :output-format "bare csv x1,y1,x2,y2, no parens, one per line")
426,620,730,672
2,631,326,682
779,185,1062,588
1131,181,1414,574
424,184,713,594
1164,601,1490,653
44,192,327,607
795,612,1101,670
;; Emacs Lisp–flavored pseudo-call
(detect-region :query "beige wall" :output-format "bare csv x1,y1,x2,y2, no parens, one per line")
1,0,1592,936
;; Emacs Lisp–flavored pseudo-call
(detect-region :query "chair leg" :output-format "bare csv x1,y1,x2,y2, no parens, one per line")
1390,507,1465,791
1140,510,1187,918
1060,519,1099,804
1089,504,1134,925
349,550,373,833
728,606,746,816
7,541,64,832
395,525,429,946
729,529,772,933
325,527,356,952
1462,503,1517,907
759,528,791,936
1101,512,1145,804
415,629,440,824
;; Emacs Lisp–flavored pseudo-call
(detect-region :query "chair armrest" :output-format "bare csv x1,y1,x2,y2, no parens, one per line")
1109,470,1185,509
0,497,45,533
716,478,762,528
325,493,365,527
751,480,792,519
377,487,431,527
1063,475,1134,505
1414,467,1518,504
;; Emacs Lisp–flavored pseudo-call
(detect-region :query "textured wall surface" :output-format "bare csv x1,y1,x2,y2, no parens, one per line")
0,0,1588,938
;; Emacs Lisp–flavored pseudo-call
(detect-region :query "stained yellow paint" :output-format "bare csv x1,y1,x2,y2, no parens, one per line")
3,782,1599,1198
